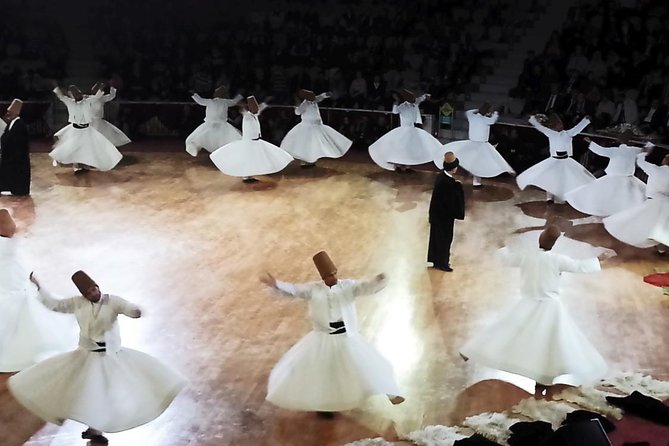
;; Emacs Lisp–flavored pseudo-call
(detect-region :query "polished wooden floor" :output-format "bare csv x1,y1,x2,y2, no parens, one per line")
0,149,667,446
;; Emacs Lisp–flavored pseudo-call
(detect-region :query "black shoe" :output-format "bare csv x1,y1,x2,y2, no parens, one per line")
242,177,259,183
301,163,316,169
316,411,336,419
434,264,453,272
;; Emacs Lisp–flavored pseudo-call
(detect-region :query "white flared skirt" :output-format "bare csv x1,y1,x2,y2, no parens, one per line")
0,284,78,372
267,331,401,411
50,125,123,171
565,175,647,217
516,157,595,201
433,140,515,177
8,347,186,433
185,121,242,156
603,197,669,248
280,122,352,163
90,119,131,147
369,125,443,170
461,296,607,385
210,138,293,177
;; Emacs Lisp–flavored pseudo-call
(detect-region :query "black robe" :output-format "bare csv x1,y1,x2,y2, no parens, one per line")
427,171,465,267
0,118,30,195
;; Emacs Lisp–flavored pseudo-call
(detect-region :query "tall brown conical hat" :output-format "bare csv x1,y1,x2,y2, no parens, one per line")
313,251,337,278
539,225,561,250
214,85,228,98
546,113,564,131
478,102,492,115
399,89,416,103
662,154,669,166
617,129,634,144
298,89,316,101
0,209,16,237
6,99,23,115
71,270,97,295
246,96,259,114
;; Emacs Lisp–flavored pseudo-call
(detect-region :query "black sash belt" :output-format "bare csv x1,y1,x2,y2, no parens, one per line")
91,341,106,353
72,123,90,129
329,321,346,335
552,151,568,159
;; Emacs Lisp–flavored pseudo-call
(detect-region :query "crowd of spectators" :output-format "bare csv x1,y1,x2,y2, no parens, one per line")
513,0,669,141
0,0,68,100
88,0,532,108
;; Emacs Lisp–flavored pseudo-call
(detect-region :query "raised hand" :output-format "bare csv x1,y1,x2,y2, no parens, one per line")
260,272,277,287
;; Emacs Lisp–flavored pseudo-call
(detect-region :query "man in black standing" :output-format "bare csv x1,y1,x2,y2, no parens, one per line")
0,99,30,196
428,151,465,272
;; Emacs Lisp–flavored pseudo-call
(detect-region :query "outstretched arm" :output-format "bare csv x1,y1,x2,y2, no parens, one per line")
295,100,308,115
315,92,330,103
53,87,74,104
566,116,590,136
101,86,117,103
226,94,244,106
528,115,554,137
29,273,77,313
112,295,142,318
192,93,212,106
416,94,429,105
558,254,600,273
347,273,388,298
260,272,314,299
586,140,616,158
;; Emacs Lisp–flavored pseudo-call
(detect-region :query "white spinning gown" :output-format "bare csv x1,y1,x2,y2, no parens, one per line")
0,237,77,372
461,246,607,385
565,141,646,216
50,87,123,171
8,289,186,433
280,93,352,163
603,153,669,247
433,110,515,177
516,116,595,200
186,94,242,156
369,95,443,170
210,103,293,177
266,276,402,411
88,87,131,147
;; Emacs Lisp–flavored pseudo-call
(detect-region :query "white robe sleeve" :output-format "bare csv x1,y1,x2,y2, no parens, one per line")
486,111,499,125
101,87,117,103
415,94,428,105
110,295,141,318
587,141,616,158
566,117,590,136
53,87,74,104
528,115,555,138
226,94,243,106
35,287,77,313
257,103,268,115
344,275,388,298
391,103,401,114
557,254,600,273
192,94,211,106
274,280,317,300
315,93,329,103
